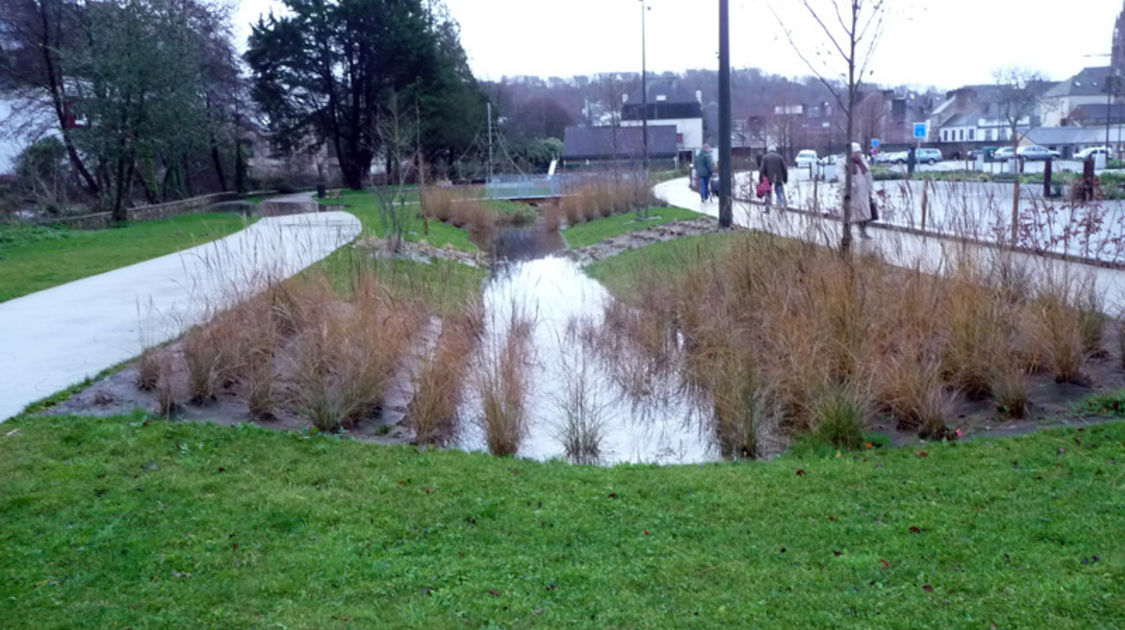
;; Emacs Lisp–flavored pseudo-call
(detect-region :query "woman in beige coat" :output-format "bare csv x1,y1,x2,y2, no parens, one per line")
841,142,874,238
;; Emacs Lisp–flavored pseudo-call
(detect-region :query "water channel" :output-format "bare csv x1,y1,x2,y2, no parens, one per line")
455,225,717,466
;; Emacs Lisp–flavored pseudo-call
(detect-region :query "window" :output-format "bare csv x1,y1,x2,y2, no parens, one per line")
969,129,975,141
959,129,964,141
986,129,993,141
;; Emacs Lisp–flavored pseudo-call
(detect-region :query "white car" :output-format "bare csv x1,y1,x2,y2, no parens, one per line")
1075,147,1114,160
795,150,818,168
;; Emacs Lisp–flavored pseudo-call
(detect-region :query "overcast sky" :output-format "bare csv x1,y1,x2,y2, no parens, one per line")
235,0,1123,89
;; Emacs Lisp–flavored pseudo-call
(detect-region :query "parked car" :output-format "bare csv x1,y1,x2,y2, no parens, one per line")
1017,145,1061,161
874,151,905,165
817,153,844,166
795,149,818,168
1075,146,1114,160
993,147,1017,162
914,148,943,165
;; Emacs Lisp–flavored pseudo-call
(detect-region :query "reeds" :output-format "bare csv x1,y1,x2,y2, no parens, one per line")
595,229,1104,452
410,302,481,446
475,310,533,457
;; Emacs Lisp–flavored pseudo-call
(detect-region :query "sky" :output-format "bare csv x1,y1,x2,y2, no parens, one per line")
234,0,1124,89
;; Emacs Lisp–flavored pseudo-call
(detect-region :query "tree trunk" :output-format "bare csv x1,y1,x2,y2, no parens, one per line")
38,2,99,195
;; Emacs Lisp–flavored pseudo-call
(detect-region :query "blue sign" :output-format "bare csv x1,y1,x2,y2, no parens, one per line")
913,123,929,139
871,139,880,148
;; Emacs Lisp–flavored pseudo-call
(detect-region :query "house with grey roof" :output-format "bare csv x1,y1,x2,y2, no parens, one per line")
619,77,704,158
1042,66,1119,127
561,125,678,169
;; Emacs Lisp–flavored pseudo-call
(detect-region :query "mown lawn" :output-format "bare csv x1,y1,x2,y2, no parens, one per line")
585,232,736,299
0,213,251,303
563,206,705,249
311,190,485,314
321,190,477,252
0,413,1121,628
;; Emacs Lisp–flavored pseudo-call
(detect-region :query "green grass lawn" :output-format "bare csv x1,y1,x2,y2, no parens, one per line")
0,213,251,303
321,190,477,252
307,190,484,314
585,231,735,299
563,206,705,249
0,412,1121,628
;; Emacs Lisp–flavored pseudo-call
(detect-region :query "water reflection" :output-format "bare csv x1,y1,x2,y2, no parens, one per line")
457,256,716,465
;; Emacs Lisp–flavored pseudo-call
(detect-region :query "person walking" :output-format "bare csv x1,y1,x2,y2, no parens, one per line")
694,145,714,203
843,142,875,239
759,146,788,208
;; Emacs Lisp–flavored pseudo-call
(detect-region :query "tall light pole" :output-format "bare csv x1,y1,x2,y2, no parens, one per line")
718,0,732,228
640,0,649,174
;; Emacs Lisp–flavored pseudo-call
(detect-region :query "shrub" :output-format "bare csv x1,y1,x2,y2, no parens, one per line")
810,386,868,451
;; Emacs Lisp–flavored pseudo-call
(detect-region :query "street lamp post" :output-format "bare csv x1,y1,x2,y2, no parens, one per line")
640,0,649,174
718,0,732,228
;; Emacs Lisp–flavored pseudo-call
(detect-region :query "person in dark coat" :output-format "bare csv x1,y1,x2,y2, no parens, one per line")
694,145,714,203
759,147,788,208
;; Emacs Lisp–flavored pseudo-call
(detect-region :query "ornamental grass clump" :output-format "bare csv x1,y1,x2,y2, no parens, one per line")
594,230,1099,456
475,311,534,457
410,303,481,446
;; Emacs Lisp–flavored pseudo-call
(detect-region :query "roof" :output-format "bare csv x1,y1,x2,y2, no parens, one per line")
1024,125,1122,145
1069,103,1125,121
625,77,699,105
622,101,703,121
941,113,977,128
1045,66,1115,98
562,125,679,160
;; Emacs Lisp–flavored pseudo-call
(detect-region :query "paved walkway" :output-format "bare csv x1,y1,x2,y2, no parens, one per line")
0,211,361,421
656,177,1125,314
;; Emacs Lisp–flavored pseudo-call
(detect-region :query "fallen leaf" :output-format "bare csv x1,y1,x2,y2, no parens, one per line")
880,558,890,569
915,451,929,458
608,493,618,499
546,583,558,591
833,550,842,556
923,584,934,593
488,589,500,597
643,530,650,536
796,469,807,476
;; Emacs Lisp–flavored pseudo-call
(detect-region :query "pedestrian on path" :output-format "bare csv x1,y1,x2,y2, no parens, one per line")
694,145,714,203
843,142,875,239
759,146,788,208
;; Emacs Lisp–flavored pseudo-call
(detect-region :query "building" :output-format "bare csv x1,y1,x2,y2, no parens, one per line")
1042,66,1119,127
561,125,678,169
619,78,704,162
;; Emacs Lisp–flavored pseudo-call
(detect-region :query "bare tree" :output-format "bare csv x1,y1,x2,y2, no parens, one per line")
992,68,1047,245
771,0,888,252
373,91,419,250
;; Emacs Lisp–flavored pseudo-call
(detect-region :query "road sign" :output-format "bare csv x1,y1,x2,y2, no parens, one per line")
871,139,880,148
913,123,929,140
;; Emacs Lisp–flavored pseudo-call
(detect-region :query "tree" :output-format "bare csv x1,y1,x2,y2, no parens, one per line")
0,0,99,194
1,0,245,218
246,0,484,190
992,68,1046,245
773,0,888,253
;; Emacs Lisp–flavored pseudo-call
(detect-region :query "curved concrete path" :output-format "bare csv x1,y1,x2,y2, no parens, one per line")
0,210,362,421
656,177,1125,315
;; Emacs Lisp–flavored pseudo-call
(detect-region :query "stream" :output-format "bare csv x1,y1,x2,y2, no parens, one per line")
456,251,717,466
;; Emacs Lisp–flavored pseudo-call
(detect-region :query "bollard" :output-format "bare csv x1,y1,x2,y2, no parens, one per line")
1043,158,1053,198
921,179,929,231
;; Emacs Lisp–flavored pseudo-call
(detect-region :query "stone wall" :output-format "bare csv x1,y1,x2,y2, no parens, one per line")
39,192,239,229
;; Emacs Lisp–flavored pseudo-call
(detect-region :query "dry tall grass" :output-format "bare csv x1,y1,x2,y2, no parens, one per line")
155,270,426,432
475,311,534,457
558,176,659,225
410,302,482,446
597,232,1105,451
